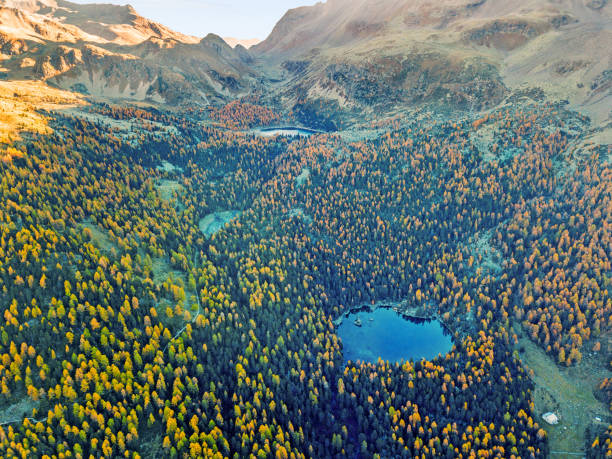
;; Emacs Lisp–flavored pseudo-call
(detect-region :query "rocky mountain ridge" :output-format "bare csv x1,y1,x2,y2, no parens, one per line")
253,0,611,132
0,0,256,105
0,0,609,139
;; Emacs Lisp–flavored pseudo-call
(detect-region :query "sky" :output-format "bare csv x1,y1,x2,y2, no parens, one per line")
73,0,322,40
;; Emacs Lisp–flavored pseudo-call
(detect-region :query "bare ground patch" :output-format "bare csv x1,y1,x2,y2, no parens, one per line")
198,210,241,237
470,121,523,163
81,219,118,254
151,257,184,285
296,168,310,187
0,396,40,425
155,179,184,204
469,229,503,276
514,323,612,455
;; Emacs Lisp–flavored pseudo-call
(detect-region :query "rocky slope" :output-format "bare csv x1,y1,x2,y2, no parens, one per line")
0,0,609,132
253,0,611,131
0,0,257,105
1,0,197,45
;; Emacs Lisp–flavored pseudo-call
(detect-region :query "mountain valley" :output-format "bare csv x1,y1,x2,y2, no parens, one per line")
0,1,610,458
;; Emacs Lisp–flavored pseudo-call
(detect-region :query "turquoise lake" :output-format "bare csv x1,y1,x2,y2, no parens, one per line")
337,308,453,364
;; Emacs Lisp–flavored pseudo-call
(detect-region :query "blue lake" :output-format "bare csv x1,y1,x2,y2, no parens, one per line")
252,127,317,137
337,308,453,364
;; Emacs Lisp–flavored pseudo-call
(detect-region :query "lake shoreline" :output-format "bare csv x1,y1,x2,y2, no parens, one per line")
337,305,454,364
334,299,443,327
250,125,327,136
332,298,469,343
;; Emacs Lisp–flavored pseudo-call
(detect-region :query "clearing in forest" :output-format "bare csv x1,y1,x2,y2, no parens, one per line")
514,324,611,456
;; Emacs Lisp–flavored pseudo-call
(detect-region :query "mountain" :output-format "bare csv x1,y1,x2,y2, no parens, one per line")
0,0,198,45
1,0,609,128
253,0,612,130
223,37,261,49
0,0,257,105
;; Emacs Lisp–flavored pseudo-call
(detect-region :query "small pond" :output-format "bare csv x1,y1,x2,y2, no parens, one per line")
337,308,453,364
251,126,318,137
199,211,241,237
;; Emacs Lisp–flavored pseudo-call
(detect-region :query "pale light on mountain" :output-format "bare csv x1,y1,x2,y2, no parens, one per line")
71,0,321,40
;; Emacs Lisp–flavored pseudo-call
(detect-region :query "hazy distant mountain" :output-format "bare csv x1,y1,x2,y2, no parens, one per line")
223,37,261,49
253,0,611,129
0,0,256,105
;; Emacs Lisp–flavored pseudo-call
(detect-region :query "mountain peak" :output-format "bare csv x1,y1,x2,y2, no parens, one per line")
0,0,200,45
0,0,254,105
223,37,261,49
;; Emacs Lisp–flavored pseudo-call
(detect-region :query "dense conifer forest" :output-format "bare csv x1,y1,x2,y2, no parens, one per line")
0,100,609,458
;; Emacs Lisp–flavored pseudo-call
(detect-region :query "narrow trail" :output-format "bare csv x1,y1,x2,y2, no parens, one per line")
549,451,586,456
0,417,47,426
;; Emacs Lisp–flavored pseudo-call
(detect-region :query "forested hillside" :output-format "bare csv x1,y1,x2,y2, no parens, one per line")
0,98,609,457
